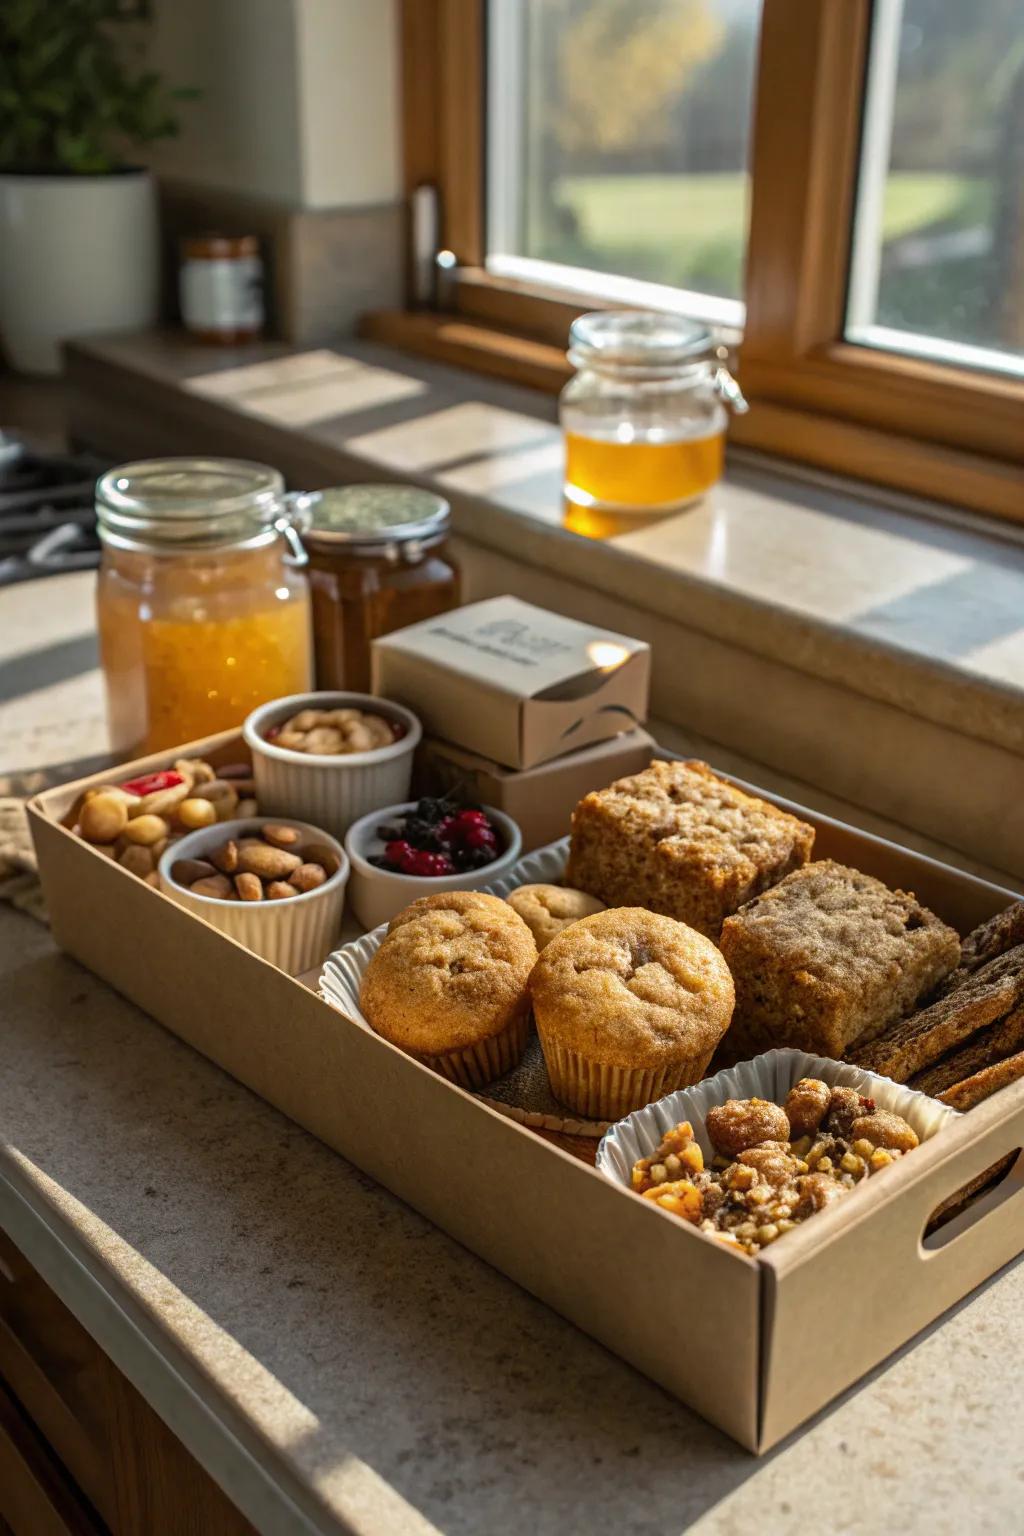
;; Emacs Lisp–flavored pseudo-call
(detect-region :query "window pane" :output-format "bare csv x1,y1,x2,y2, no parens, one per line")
847,0,1024,376
486,0,762,324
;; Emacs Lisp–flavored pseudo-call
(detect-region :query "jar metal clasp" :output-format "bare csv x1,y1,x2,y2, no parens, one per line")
276,493,313,567
712,365,749,416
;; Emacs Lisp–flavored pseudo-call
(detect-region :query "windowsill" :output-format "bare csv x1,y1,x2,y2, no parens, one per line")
60,328,1024,877
65,327,1024,744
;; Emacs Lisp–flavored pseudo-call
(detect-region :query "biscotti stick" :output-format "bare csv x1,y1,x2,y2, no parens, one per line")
851,944,1024,1082
937,1048,1024,1111
909,1005,1024,1099
937,901,1024,997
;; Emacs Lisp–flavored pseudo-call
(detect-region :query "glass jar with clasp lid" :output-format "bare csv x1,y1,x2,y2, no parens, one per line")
560,311,747,517
95,458,313,754
294,484,460,693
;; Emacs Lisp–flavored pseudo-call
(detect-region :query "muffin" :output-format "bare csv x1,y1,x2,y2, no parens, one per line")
505,883,605,950
360,890,537,1087
529,907,735,1119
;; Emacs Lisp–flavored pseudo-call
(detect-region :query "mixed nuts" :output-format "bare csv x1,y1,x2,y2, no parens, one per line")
264,706,402,756
171,823,341,902
74,759,258,884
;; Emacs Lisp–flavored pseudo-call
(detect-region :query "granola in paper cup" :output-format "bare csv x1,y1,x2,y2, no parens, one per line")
596,1047,960,1189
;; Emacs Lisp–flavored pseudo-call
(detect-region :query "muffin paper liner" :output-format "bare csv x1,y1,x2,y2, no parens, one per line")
596,1047,961,1190
422,1009,532,1090
539,1038,716,1122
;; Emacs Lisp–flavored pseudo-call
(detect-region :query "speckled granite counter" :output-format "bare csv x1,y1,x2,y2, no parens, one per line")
3,903,1023,1536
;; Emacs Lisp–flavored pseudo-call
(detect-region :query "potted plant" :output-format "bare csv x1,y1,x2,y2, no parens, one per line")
0,0,193,375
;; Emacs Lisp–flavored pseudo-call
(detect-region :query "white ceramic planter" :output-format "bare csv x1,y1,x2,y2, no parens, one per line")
244,693,422,841
0,169,159,375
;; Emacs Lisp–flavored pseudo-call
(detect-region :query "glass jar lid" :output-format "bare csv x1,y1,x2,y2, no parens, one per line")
297,484,451,552
96,458,286,551
568,311,714,374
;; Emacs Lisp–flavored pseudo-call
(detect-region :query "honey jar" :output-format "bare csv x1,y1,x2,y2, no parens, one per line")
95,458,313,754
560,311,747,516
296,484,460,692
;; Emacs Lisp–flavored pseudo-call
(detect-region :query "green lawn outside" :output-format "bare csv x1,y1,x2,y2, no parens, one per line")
546,171,987,298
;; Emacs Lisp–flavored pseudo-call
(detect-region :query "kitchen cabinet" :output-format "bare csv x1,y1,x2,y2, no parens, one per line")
0,1229,257,1536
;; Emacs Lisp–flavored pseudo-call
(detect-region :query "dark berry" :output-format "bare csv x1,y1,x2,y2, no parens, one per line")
368,855,391,868
376,824,404,842
463,846,497,869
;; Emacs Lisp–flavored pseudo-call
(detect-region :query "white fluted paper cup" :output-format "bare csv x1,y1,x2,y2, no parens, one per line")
244,692,421,841
596,1047,959,1189
158,817,348,975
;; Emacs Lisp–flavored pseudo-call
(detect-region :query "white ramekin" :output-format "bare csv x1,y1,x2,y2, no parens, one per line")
344,802,523,931
243,692,421,840
158,816,349,975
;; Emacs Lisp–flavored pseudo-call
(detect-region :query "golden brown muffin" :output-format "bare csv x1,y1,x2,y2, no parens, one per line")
386,888,525,935
529,907,735,1119
361,890,537,1088
505,883,605,950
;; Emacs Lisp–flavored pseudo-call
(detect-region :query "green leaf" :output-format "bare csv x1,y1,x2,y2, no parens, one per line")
0,0,196,170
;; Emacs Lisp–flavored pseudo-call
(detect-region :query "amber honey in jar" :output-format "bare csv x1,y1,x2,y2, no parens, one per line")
560,311,747,516
297,484,459,692
95,458,313,754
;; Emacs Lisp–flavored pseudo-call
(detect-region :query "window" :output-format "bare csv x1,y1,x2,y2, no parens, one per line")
486,0,762,328
847,0,1024,378
379,0,1024,523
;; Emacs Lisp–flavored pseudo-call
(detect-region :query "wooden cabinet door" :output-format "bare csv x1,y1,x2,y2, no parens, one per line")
0,1230,257,1536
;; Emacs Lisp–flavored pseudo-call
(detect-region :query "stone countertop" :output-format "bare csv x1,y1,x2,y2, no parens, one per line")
3,904,1024,1536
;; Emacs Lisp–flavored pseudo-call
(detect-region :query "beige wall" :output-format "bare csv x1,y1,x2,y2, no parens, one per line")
295,0,400,209
146,0,399,210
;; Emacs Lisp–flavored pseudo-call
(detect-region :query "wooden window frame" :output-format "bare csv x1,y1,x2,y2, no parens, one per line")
364,0,1024,524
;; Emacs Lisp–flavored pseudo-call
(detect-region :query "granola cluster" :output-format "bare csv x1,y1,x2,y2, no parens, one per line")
631,1080,919,1256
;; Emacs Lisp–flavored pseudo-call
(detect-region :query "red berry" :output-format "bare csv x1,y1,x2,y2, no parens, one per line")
456,809,489,827
436,815,458,846
401,849,454,877
463,824,498,851
119,769,184,797
385,839,413,866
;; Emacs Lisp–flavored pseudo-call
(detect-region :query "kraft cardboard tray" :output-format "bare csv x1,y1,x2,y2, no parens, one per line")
27,729,1024,1454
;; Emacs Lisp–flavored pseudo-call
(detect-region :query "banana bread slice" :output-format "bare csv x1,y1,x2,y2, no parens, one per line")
565,759,814,938
719,860,960,1061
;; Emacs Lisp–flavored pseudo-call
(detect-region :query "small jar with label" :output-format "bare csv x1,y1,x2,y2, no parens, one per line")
560,311,747,515
179,234,264,344
296,485,460,693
